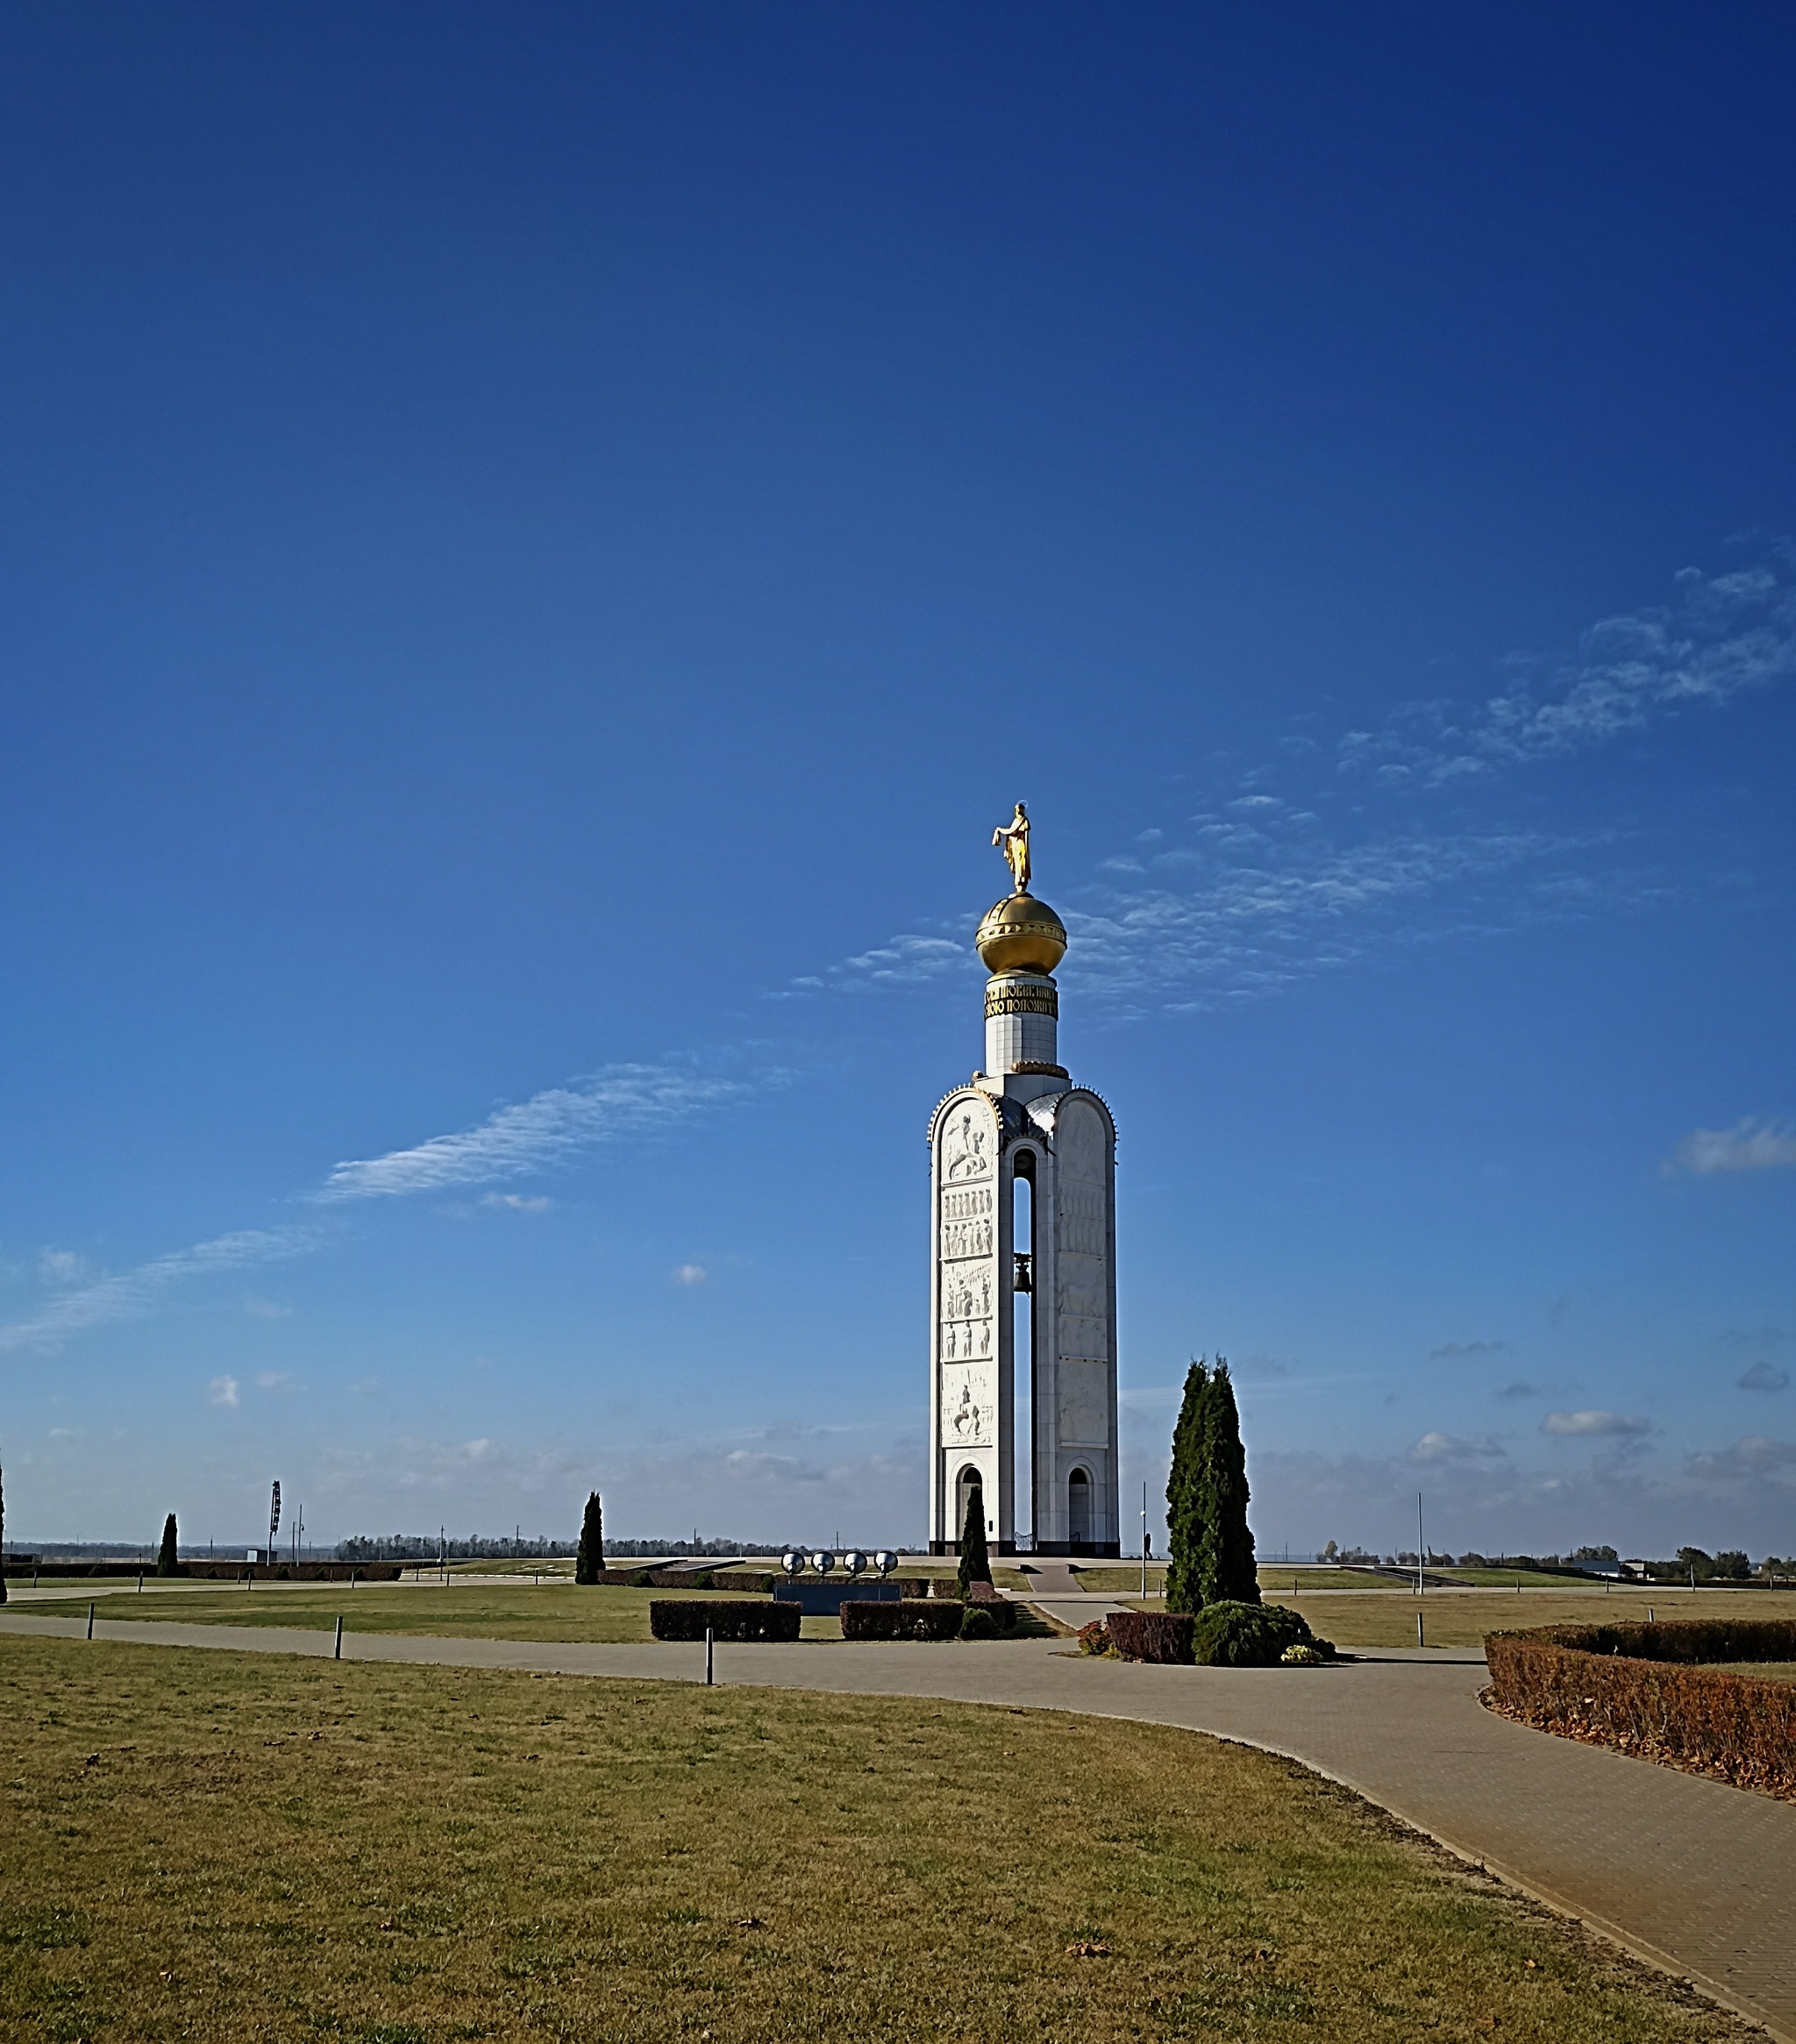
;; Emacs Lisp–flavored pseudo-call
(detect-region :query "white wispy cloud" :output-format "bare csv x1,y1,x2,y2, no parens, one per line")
0,1226,319,1354
1410,1430,1507,1464
209,1374,240,1407
673,1263,708,1286
1066,830,1597,1010
1542,1410,1651,1438
1668,1118,1796,1175
480,1193,554,1213
774,931,975,997
1738,1362,1791,1393
319,1063,754,1202
1340,556,1796,786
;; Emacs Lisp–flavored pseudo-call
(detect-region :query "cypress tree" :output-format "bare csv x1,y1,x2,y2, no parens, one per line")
574,1492,604,1585
1194,1362,1259,1605
1163,1357,1210,1613
155,1513,179,1578
956,1482,992,1595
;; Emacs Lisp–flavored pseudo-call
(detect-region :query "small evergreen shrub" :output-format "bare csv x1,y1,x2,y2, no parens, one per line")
1188,1599,1322,1667
1281,1642,1326,1666
1076,1620,1113,1656
648,1599,800,1642
959,1605,1000,1641
1103,1612,1195,1663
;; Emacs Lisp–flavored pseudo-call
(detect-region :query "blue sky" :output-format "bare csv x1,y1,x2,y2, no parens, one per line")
3,4,1793,1557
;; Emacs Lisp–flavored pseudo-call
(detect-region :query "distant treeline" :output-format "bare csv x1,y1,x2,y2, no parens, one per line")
1320,1540,1792,1582
331,1533,791,1561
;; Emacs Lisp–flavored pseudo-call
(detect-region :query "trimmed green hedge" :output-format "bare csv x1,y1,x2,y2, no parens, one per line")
1486,1619,1796,1799
840,1599,966,1642
1104,1612,1194,1663
648,1599,800,1642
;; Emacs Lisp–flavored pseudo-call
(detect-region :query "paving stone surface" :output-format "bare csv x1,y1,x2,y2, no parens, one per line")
4,1611,1791,2040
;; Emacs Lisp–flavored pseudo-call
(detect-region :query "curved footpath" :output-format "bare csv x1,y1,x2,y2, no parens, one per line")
4,1611,1792,2040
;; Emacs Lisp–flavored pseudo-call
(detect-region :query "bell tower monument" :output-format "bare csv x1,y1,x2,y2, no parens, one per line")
927,808,1120,1556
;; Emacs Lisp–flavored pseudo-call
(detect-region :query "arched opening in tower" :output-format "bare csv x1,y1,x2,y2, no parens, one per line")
1068,1466,1092,1549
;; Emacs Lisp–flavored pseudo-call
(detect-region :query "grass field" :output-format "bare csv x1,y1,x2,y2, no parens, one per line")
1171,1589,1796,1651
25,1585,752,1644
0,1635,1752,2044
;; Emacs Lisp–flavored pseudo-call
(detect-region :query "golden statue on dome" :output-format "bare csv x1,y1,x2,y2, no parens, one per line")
992,801,1031,894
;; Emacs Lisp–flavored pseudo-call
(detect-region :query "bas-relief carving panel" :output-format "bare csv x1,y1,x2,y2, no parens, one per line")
1058,1357,1111,1448
944,1369,996,1448
941,1101,994,1183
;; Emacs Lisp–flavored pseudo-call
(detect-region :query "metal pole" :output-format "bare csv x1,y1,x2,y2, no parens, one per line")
704,1627,715,1686
1417,1608,1425,1649
334,1615,344,1661
1141,1483,1147,1598
1415,1492,1424,1597
87,1601,95,1640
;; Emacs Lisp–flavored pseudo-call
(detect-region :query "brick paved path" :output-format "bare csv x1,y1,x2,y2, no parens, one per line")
4,1612,1791,2040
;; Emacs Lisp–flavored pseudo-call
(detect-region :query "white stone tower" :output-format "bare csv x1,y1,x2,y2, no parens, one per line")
927,814,1120,1556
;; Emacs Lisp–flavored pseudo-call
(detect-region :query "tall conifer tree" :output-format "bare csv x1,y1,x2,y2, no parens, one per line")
155,1513,179,1577
1164,1357,1210,1612
1194,1362,1259,1605
956,1482,992,1594
574,1492,604,1585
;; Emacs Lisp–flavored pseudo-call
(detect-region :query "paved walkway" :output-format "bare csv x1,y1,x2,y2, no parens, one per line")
3,1612,1792,2040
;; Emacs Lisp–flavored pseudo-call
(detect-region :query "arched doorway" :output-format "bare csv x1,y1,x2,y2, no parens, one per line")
1067,1466,1092,1548
955,1464,985,1546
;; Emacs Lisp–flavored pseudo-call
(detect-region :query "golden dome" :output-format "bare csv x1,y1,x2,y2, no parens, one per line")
976,892,1067,975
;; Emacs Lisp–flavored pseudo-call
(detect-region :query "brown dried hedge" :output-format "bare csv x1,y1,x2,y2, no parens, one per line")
840,1599,966,1642
1103,1612,1195,1664
1485,1617,1796,1800
648,1599,801,1642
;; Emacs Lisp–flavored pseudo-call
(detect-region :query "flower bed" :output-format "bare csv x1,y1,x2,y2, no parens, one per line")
1484,1618,1796,1800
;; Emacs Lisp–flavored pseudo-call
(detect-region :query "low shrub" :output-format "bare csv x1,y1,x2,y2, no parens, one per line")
839,1599,967,1642
1281,1643,1326,1667
1104,1612,1195,1664
1188,1600,1326,1668
648,1599,800,1643
1076,1620,1113,1657
1486,1620,1796,1799
959,1606,1000,1641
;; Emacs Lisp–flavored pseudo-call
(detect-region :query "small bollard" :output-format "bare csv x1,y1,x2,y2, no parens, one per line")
334,1615,344,1661
138,1572,144,1593
704,1626,715,1686
1648,1606,1655,1623
1416,1610,1425,1649
87,1601,95,1641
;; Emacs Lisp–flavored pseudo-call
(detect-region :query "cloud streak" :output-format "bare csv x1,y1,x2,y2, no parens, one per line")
1339,557,1796,786
319,1063,756,1202
1669,1118,1796,1176
0,1226,319,1355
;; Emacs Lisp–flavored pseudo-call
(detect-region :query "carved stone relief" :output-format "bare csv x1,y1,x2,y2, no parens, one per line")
942,1104,994,1182
1057,1358,1110,1448
945,1378,994,1447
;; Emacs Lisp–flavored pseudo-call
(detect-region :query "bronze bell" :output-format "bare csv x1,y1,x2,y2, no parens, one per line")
1013,1252,1032,1293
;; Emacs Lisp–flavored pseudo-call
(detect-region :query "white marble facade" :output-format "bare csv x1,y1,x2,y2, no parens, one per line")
927,971,1119,1556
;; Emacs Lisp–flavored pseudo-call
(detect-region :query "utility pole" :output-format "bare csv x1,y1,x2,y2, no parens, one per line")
1416,1492,1424,1598
1140,1482,1148,1597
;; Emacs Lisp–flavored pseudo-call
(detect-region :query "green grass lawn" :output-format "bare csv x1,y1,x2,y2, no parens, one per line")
1192,1589,1796,1651
0,1635,1750,2044
25,1584,754,1644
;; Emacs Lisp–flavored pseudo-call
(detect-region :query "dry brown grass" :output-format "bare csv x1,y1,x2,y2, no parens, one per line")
0,1635,1760,2044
